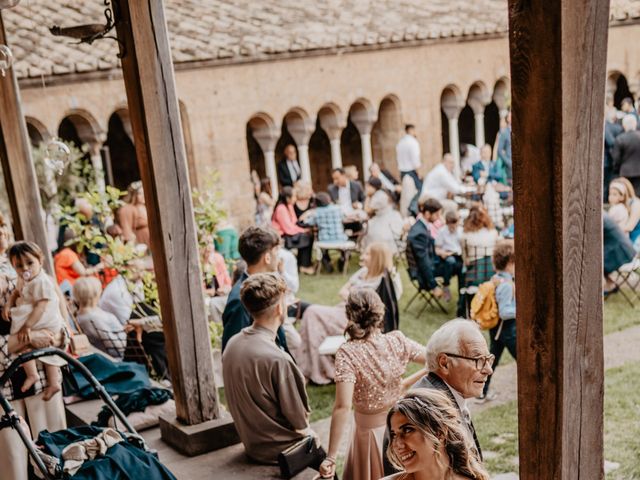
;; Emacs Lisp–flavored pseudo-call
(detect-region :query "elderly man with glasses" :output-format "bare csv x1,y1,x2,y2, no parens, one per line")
382,318,493,475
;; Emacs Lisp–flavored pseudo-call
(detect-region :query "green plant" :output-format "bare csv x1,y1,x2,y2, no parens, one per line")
209,321,223,351
192,170,228,248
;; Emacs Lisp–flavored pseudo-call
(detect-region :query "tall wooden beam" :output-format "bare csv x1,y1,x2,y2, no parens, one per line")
113,0,218,425
0,12,53,274
509,0,609,478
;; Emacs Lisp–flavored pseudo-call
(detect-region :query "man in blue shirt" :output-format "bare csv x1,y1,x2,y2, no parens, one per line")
221,226,289,352
479,239,516,401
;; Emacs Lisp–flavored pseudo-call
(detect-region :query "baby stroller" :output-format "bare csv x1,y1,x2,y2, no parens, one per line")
0,347,175,480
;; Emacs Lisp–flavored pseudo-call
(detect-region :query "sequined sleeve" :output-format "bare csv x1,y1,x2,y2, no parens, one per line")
388,330,424,363
334,346,356,384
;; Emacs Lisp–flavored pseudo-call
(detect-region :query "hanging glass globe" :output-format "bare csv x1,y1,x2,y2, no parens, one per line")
0,45,13,77
44,140,71,176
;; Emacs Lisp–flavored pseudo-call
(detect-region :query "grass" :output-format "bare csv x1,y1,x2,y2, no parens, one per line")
474,361,640,479
299,251,640,471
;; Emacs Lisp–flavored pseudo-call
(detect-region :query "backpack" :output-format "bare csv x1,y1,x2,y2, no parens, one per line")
470,281,500,330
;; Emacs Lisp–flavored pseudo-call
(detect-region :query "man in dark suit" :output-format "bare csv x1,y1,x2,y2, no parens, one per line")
383,319,492,474
327,167,365,209
222,226,289,352
612,114,640,195
276,144,302,188
406,197,444,299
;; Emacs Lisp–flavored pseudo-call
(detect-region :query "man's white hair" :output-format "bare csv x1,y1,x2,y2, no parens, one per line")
622,114,638,132
425,318,481,372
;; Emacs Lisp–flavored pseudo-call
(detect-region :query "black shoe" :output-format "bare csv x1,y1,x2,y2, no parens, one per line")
337,257,345,273
322,257,334,273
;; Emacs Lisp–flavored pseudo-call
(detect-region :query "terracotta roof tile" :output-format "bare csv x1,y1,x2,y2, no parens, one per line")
2,0,639,79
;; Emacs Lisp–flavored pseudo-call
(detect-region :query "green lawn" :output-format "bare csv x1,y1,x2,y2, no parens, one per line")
475,361,640,478
299,253,640,474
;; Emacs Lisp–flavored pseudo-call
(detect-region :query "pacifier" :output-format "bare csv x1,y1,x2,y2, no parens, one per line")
21,271,31,281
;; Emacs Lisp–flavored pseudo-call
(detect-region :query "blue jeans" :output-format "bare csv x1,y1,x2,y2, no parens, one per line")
400,170,422,191
483,318,517,395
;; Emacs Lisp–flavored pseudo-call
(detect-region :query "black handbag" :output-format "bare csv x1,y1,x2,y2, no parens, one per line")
284,232,311,250
277,436,337,479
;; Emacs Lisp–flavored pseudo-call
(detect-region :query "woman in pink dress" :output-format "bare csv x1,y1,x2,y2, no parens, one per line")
318,289,426,480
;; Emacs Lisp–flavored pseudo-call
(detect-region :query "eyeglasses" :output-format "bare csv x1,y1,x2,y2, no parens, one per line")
443,353,495,370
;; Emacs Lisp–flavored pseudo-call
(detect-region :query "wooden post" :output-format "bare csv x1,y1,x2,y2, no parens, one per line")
113,0,217,425
509,0,609,478
0,12,53,274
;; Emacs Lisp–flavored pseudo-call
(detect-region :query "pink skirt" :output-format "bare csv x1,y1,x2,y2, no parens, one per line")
343,410,388,480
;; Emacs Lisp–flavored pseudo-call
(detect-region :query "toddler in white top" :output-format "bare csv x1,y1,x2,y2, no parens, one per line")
2,241,65,400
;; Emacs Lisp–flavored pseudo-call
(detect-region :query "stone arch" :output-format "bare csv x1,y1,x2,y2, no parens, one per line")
607,70,633,109
282,107,314,184
58,110,106,192
371,94,403,176
246,112,280,195
440,85,465,154
465,81,492,149
104,108,138,190
58,109,103,152
24,116,50,148
342,98,377,180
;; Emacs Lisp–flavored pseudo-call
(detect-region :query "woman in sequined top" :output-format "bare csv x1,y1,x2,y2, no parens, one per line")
318,289,426,480
381,389,489,480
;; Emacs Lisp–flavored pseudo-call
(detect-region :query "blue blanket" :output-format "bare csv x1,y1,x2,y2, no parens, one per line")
38,426,176,480
70,354,150,399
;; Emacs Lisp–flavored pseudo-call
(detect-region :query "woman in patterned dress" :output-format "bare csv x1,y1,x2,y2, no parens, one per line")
318,289,426,480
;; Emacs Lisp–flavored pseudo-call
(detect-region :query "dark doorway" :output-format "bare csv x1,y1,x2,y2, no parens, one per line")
309,117,332,192
105,112,139,190
340,117,363,178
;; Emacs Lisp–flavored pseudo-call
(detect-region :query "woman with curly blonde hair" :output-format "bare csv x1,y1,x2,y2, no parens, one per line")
318,289,425,480
382,389,490,480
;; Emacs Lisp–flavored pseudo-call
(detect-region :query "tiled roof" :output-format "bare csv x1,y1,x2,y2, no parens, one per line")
3,0,640,79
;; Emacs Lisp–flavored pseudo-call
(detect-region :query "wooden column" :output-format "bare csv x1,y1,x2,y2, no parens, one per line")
0,12,53,273
509,0,609,478
113,0,217,425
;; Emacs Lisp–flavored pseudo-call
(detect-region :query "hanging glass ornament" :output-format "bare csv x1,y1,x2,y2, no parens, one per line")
44,140,71,176
0,45,13,77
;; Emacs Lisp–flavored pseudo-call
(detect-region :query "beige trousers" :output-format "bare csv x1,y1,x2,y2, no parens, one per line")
0,391,66,480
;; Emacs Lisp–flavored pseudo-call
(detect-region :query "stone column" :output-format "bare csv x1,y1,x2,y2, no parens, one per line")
90,138,107,193
296,144,311,181
442,95,465,179
350,105,377,180
285,113,315,183
264,150,277,195
251,125,280,195
329,138,342,169
448,118,461,179
360,132,373,178
468,87,491,148
319,109,346,170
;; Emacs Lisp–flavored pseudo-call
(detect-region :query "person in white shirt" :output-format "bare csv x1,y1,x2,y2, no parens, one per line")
435,211,463,303
421,154,474,212
395,124,422,190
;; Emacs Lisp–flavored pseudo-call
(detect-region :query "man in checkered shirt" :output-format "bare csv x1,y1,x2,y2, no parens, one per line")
301,192,350,272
